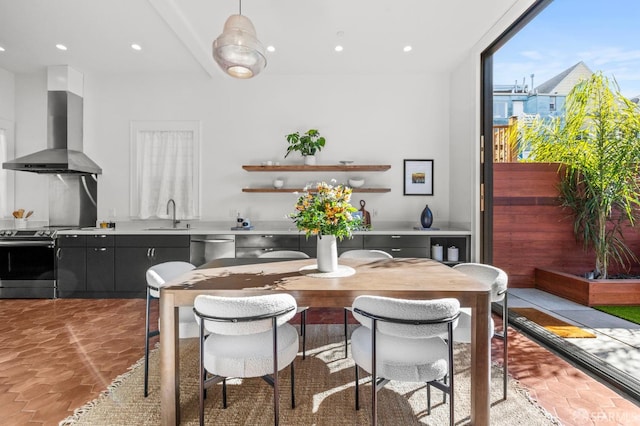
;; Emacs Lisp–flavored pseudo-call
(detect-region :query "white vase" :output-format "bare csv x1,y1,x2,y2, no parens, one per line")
317,235,338,272
304,155,316,166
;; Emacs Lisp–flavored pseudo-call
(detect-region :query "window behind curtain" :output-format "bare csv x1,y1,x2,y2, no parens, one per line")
130,121,200,219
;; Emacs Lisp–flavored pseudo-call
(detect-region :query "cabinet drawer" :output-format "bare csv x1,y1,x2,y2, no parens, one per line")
299,235,363,249
364,235,428,248
87,234,115,247
381,247,429,258
116,235,190,247
57,234,86,247
235,234,299,249
236,247,301,258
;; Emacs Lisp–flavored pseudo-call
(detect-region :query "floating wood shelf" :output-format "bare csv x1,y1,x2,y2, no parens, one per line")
242,165,391,172
242,187,391,193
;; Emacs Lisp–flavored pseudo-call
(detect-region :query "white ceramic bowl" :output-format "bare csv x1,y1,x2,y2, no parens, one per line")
273,179,285,189
348,178,365,188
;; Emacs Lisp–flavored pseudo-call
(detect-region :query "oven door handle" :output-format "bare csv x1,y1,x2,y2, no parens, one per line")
0,240,54,247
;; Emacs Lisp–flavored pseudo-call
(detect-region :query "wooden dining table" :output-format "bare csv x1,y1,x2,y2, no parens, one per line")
159,257,492,425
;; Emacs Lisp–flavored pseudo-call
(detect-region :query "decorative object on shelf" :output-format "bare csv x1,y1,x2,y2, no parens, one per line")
212,0,266,79
420,204,433,228
431,244,443,261
348,177,365,188
273,178,284,188
448,246,459,262
290,180,361,273
404,159,434,195
359,200,372,229
339,160,354,165
285,129,326,165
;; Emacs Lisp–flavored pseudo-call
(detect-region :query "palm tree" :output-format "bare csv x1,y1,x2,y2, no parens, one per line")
520,72,640,278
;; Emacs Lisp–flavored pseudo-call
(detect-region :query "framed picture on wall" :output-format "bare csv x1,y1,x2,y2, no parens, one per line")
403,159,434,195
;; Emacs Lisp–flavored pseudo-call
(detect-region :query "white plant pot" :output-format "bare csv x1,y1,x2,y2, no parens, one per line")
304,155,316,166
317,235,338,272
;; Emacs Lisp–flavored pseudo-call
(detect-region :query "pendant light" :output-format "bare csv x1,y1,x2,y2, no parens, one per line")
212,0,266,79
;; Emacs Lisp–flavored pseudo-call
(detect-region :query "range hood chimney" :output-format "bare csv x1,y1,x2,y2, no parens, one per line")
2,66,102,175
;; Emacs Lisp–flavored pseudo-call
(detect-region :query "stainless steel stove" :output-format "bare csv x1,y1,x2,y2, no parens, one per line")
0,228,59,298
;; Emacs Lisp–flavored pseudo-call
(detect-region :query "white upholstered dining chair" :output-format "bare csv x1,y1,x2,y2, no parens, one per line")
258,250,310,359
144,261,197,397
193,293,299,426
351,295,460,426
451,262,509,400
338,249,393,356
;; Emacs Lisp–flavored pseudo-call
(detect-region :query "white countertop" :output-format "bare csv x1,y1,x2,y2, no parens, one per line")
55,220,471,236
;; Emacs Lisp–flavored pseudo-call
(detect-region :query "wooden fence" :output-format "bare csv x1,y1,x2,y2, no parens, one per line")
493,117,518,163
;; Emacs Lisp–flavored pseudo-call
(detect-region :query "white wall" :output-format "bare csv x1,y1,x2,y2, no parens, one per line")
0,68,15,121
0,68,16,219
8,70,452,226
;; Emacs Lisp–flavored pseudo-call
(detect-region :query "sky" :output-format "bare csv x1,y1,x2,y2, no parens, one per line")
494,0,640,98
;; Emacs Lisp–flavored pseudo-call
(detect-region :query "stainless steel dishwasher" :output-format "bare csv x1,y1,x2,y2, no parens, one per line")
190,234,236,266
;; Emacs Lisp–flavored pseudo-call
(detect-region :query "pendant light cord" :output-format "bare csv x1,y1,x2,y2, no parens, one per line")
239,0,242,15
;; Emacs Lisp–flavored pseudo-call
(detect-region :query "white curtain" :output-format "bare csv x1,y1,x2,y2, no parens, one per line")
136,130,196,219
0,129,7,218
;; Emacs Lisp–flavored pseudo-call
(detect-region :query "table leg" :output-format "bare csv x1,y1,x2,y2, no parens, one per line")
470,292,491,425
160,292,179,426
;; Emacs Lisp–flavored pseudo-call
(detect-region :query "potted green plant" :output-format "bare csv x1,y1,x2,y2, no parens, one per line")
284,129,326,165
520,72,640,279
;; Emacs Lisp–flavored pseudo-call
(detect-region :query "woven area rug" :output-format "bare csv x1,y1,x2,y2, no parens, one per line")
60,325,559,425
512,308,596,338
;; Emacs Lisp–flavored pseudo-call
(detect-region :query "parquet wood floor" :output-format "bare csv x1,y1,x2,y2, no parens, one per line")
0,299,639,425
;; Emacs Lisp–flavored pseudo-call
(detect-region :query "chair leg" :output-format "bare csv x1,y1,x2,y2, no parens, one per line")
301,309,307,360
427,383,431,415
291,362,295,409
354,365,360,410
272,318,280,426
344,308,349,358
442,374,447,403
222,378,227,408
503,292,509,400
199,323,205,426
144,289,152,398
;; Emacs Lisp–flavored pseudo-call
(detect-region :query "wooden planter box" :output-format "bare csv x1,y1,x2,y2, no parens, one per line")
535,268,640,306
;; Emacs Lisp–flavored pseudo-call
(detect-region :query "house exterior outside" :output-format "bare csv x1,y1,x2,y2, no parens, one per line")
493,61,593,126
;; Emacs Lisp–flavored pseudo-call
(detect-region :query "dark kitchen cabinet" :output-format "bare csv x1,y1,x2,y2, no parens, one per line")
57,233,115,297
86,234,115,292
56,234,87,296
364,234,430,258
114,235,190,296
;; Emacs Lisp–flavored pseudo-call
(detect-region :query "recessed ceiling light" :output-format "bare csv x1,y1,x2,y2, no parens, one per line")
55,44,67,51
334,45,344,52
403,45,413,53
131,43,142,51
0,46,5,52
266,45,275,53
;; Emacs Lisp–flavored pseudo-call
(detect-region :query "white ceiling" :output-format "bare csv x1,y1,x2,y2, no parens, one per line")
0,0,521,78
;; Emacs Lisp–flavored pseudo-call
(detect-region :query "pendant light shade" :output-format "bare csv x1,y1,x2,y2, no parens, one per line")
213,14,266,79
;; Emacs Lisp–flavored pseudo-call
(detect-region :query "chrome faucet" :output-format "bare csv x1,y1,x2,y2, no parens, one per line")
166,199,180,228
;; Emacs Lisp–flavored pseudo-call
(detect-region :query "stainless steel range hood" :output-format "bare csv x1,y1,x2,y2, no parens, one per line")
2,66,102,175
